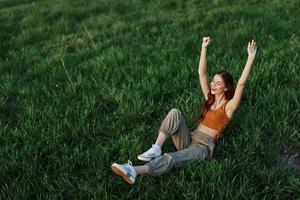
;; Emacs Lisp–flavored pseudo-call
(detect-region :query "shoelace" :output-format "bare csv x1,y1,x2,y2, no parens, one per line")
127,160,133,166
124,160,134,177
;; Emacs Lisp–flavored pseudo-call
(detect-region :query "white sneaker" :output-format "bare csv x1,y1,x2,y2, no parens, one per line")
111,160,137,184
138,144,161,161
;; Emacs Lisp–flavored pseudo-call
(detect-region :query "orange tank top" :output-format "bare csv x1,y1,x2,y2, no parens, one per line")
199,101,231,138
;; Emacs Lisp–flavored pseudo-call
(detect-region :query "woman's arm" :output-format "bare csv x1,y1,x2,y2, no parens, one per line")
226,40,257,117
198,36,212,100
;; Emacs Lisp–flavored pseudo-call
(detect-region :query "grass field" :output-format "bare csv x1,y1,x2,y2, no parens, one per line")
0,0,300,199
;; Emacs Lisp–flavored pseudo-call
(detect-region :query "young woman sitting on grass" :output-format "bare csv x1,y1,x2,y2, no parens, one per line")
111,36,257,184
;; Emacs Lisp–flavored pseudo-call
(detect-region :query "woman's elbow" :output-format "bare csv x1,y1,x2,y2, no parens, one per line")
237,81,246,87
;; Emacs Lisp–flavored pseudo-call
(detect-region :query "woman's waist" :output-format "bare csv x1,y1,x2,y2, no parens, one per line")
191,129,216,154
195,124,220,139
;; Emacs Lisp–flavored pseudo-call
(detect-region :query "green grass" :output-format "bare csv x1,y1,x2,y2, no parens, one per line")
0,0,300,199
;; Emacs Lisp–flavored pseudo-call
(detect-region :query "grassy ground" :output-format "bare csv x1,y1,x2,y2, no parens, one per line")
0,0,299,199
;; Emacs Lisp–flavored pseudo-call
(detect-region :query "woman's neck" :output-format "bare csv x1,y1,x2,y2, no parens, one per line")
214,94,226,105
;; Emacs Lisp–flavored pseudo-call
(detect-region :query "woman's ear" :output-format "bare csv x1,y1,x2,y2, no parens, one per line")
224,88,228,91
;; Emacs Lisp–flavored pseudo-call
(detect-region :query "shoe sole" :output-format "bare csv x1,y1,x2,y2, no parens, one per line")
137,155,152,162
138,155,161,162
111,164,134,184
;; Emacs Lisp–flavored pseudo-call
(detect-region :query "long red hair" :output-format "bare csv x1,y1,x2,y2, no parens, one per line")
197,69,234,124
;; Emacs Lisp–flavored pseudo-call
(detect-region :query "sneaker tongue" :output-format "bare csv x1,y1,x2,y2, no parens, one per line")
152,144,161,154
152,144,161,151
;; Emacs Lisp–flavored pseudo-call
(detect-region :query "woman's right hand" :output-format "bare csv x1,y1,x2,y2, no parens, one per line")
202,36,211,48
247,40,257,58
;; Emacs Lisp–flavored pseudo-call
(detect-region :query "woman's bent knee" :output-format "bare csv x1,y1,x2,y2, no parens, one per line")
169,108,181,116
159,108,183,137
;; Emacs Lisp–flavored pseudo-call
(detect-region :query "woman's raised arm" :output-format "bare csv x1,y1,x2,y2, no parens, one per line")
198,36,212,100
226,40,257,118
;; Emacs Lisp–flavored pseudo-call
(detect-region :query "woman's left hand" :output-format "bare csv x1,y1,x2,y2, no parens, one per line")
248,40,257,58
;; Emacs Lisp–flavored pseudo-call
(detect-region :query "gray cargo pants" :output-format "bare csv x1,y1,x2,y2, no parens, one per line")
146,108,216,176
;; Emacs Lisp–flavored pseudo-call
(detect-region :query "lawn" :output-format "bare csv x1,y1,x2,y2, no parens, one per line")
0,0,299,199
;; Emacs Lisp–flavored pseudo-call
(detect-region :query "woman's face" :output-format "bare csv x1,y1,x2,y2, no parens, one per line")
210,74,227,95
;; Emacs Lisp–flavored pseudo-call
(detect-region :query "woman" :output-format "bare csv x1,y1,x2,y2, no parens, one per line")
111,36,257,184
